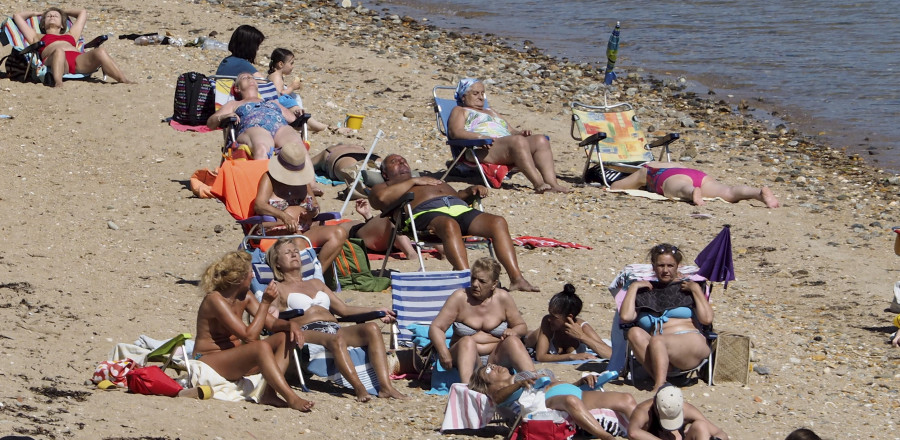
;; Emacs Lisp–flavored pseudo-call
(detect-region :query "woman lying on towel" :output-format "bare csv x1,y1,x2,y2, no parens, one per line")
609,161,780,208
429,257,535,385
619,244,714,391
193,251,314,412
468,363,636,440
13,8,135,87
524,283,612,362
265,238,408,402
207,72,308,159
448,78,568,193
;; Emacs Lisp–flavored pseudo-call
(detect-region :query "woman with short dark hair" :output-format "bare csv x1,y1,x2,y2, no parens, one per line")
216,24,266,77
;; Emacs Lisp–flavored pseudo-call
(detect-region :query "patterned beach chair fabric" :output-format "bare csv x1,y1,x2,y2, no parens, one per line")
570,101,680,187
390,270,472,395
210,75,309,161
606,263,717,386
1,16,104,84
432,85,496,188
248,244,385,395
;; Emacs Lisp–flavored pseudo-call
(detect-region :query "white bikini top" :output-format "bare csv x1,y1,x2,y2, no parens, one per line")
286,291,331,312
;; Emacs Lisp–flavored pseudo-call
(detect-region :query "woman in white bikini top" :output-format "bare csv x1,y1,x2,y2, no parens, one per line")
265,238,408,402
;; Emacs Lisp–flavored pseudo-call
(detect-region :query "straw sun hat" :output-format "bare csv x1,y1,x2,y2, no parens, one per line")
268,143,315,187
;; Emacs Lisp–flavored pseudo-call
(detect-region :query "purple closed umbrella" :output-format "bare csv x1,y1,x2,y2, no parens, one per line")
694,225,735,289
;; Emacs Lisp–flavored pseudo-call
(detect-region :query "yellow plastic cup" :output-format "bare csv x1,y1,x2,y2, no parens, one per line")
345,114,364,130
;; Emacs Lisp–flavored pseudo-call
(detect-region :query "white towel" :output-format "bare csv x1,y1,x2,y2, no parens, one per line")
188,360,266,403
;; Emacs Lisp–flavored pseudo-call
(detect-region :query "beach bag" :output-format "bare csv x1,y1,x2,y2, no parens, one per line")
91,358,137,387
1,48,31,81
172,71,215,126
324,238,391,292
125,366,183,397
509,416,577,440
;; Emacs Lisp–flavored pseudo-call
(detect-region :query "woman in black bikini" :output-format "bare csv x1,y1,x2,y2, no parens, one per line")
428,257,534,384
13,8,134,87
265,238,408,402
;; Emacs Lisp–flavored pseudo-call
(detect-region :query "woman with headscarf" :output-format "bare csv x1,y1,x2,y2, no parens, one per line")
447,78,568,193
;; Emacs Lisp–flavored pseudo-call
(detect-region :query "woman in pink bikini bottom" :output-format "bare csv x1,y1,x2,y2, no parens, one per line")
610,161,780,208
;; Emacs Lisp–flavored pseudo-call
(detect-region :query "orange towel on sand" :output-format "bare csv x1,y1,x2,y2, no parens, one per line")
210,159,270,220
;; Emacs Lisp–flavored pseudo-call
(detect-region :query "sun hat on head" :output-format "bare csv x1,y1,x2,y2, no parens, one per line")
268,143,314,187
654,383,684,431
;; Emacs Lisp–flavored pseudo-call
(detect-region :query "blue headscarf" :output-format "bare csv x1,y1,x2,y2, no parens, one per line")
454,78,489,108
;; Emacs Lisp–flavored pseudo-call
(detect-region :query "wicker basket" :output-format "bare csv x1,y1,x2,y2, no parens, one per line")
712,333,751,385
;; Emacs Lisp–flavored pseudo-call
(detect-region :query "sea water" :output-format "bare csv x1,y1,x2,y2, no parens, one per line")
375,0,900,172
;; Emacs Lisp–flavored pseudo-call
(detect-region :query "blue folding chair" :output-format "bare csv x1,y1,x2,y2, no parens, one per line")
433,85,493,188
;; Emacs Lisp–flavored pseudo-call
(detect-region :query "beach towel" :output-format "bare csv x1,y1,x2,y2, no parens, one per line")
190,169,218,199
210,159,270,220
440,383,497,432
188,360,267,403
607,188,728,203
305,343,380,395
513,236,592,250
169,120,213,132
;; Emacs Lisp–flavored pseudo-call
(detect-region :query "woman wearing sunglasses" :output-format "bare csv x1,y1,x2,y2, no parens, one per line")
619,244,714,390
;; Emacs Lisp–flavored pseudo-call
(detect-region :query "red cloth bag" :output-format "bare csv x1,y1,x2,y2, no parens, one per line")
125,366,184,397
509,418,577,440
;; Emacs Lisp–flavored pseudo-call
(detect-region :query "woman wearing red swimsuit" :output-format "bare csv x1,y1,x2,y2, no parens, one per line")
13,8,134,87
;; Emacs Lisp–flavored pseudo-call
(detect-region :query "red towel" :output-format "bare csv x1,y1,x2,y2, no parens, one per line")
169,120,212,132
513,236,592,250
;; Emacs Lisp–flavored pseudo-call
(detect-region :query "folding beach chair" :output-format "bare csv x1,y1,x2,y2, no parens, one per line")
606,263,717,386
210,75,310,161
374,188,495,274
0,16,106,85
144,333,194,380
209,158,339,250
433,85,496,188
570,101,680,187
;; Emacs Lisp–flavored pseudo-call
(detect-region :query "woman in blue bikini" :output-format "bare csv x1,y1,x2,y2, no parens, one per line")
469,363,636,440
619,244,714,390
428,257,535,384
207,72,306,159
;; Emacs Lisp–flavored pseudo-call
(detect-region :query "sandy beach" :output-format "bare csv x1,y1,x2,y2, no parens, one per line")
1,0,898,439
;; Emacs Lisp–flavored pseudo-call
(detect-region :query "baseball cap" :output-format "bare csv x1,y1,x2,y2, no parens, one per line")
655,383,684,431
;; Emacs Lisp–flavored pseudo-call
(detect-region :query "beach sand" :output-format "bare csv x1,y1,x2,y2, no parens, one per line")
0,0,898,439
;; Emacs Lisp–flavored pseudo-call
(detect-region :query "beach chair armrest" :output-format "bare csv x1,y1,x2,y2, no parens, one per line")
379,192,415,219
289,113,311,129
82,34,108,49
649,133,680,148
219,116,237,129
447,138,493,149
337,310,387,323
21,40,43,55
578,132,608,147
279,309,306,320
313,212,341,222
238,215,278,225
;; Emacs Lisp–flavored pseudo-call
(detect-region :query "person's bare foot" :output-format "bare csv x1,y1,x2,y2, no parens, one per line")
288,396,315,412
355,389,373,402
691,187,706,206
534,183,552,194
378,385,410,400
509,277,540,292
760,186,780,208
311,183,324,197
548,184,570,193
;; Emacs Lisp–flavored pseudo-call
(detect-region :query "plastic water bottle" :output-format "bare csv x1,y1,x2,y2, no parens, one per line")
201,38,228,51
135,34,162,46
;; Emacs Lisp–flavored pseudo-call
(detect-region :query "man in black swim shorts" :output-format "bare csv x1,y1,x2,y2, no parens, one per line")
370,154,539,292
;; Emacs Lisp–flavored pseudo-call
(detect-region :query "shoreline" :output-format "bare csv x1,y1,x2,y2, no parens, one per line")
0,0,898,438
367,0,900,174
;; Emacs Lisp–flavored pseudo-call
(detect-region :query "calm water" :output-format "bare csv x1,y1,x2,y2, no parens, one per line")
373,0,900,172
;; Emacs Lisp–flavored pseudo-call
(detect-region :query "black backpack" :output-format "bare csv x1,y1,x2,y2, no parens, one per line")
172,72,215,126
